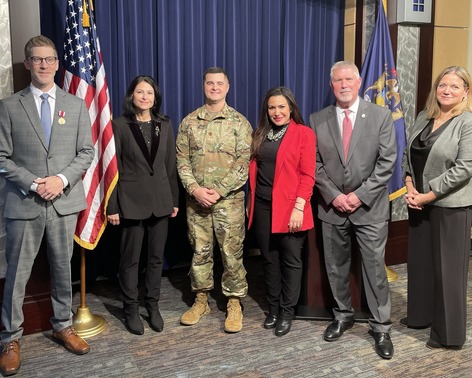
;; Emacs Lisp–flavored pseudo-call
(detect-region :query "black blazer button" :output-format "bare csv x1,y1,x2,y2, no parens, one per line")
150,172,154,176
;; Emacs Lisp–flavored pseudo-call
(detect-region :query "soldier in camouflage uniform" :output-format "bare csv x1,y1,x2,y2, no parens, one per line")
176,67,252,333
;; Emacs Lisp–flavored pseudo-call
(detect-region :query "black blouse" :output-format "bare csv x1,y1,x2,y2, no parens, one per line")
410,118,451,193
137,120,154,154
255,131,285,201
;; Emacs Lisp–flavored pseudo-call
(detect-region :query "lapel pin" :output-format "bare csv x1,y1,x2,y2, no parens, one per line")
361,114,366,118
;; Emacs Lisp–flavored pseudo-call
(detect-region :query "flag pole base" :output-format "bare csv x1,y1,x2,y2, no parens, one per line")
72,306,106,339
386,266,398,282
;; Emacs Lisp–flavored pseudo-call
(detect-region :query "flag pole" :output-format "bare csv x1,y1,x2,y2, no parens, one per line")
63,0,117,337
382,0,398,285
73,246,106,338
386,266,398,282
381,0,399,284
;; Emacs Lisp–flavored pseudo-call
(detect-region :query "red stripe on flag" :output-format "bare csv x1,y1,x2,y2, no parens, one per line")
62,0,118,249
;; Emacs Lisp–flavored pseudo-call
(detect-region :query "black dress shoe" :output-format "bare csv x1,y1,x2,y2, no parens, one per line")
148,309,164,332
275,319,292,337
124,312,144,335
369,330,394,359
263,315,278,329
426,338,462,350
324,320,354,341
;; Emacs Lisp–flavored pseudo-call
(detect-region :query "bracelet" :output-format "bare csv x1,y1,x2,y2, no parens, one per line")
294,206,304,212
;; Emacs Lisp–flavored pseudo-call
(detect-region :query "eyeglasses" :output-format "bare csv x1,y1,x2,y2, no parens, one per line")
28,56,58,65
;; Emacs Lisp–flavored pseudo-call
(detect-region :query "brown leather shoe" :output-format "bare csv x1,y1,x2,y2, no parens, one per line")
0,340,20,376
52,326,90,355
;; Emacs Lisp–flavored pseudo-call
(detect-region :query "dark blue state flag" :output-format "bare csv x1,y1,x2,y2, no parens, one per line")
360,0,407,201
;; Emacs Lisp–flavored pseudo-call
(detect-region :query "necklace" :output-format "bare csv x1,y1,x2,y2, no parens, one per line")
267,125,288,142
434,114,452,127
434,119,446,126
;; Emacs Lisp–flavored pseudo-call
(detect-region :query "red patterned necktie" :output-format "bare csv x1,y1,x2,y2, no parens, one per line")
342,109,352,160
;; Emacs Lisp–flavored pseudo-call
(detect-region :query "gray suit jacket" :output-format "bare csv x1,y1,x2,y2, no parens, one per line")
0,85,94,219
309,98,397,225
402,110,472,207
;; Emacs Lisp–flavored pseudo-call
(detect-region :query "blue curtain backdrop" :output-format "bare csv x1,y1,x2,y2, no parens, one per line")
40,0,344,270
40,0,345,130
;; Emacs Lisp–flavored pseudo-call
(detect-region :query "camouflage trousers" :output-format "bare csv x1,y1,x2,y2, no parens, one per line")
186,196,248,297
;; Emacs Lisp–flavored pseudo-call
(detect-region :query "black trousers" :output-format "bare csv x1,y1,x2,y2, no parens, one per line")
407,205,472,346
119,215,169,309
253,197,306,319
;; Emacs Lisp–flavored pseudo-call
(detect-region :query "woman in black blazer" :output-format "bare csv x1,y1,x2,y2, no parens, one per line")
107,76,179,335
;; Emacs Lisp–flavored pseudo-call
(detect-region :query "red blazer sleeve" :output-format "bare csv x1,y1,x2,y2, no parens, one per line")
247,159,257,229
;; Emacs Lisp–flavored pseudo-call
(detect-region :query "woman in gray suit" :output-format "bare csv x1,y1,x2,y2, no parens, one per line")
107,76,179,335
401,66,472,350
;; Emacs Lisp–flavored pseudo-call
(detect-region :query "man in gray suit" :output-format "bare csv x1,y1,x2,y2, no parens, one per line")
310,61,396,359
0,36,94,376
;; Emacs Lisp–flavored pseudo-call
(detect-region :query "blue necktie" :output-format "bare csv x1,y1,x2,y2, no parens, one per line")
40,93,51,145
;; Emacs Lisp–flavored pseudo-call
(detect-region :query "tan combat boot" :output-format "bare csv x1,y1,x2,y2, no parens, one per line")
180,292,211,325
224,297,243,333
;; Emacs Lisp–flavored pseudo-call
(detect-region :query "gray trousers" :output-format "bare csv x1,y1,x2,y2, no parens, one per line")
321,218,392,333
1,204,77,342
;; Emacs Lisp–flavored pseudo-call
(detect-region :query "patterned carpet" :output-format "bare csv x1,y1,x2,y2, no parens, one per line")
12,257,472,378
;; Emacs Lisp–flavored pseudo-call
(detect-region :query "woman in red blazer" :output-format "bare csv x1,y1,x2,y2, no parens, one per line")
247,87,315,336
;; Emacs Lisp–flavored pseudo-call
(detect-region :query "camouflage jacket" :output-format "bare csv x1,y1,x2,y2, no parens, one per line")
176,103,252,199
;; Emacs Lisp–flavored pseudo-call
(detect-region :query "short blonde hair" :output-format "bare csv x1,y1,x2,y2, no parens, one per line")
24,35,57,59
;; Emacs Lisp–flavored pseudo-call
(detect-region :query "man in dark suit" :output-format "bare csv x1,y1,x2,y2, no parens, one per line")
309,61,397,359
0,36,94,376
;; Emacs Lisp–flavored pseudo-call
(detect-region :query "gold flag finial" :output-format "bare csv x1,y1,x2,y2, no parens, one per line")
82,0,90,27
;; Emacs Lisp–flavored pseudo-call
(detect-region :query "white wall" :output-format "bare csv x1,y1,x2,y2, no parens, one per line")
0,0,13,99
0,0,13,278
0,0,40,277
8,0,41,92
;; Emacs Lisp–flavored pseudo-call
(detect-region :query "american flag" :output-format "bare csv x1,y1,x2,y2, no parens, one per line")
62,0,118,249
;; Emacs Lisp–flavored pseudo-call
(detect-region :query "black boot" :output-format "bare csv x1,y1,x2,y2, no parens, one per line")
145,302,164,332
123,305,144,335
